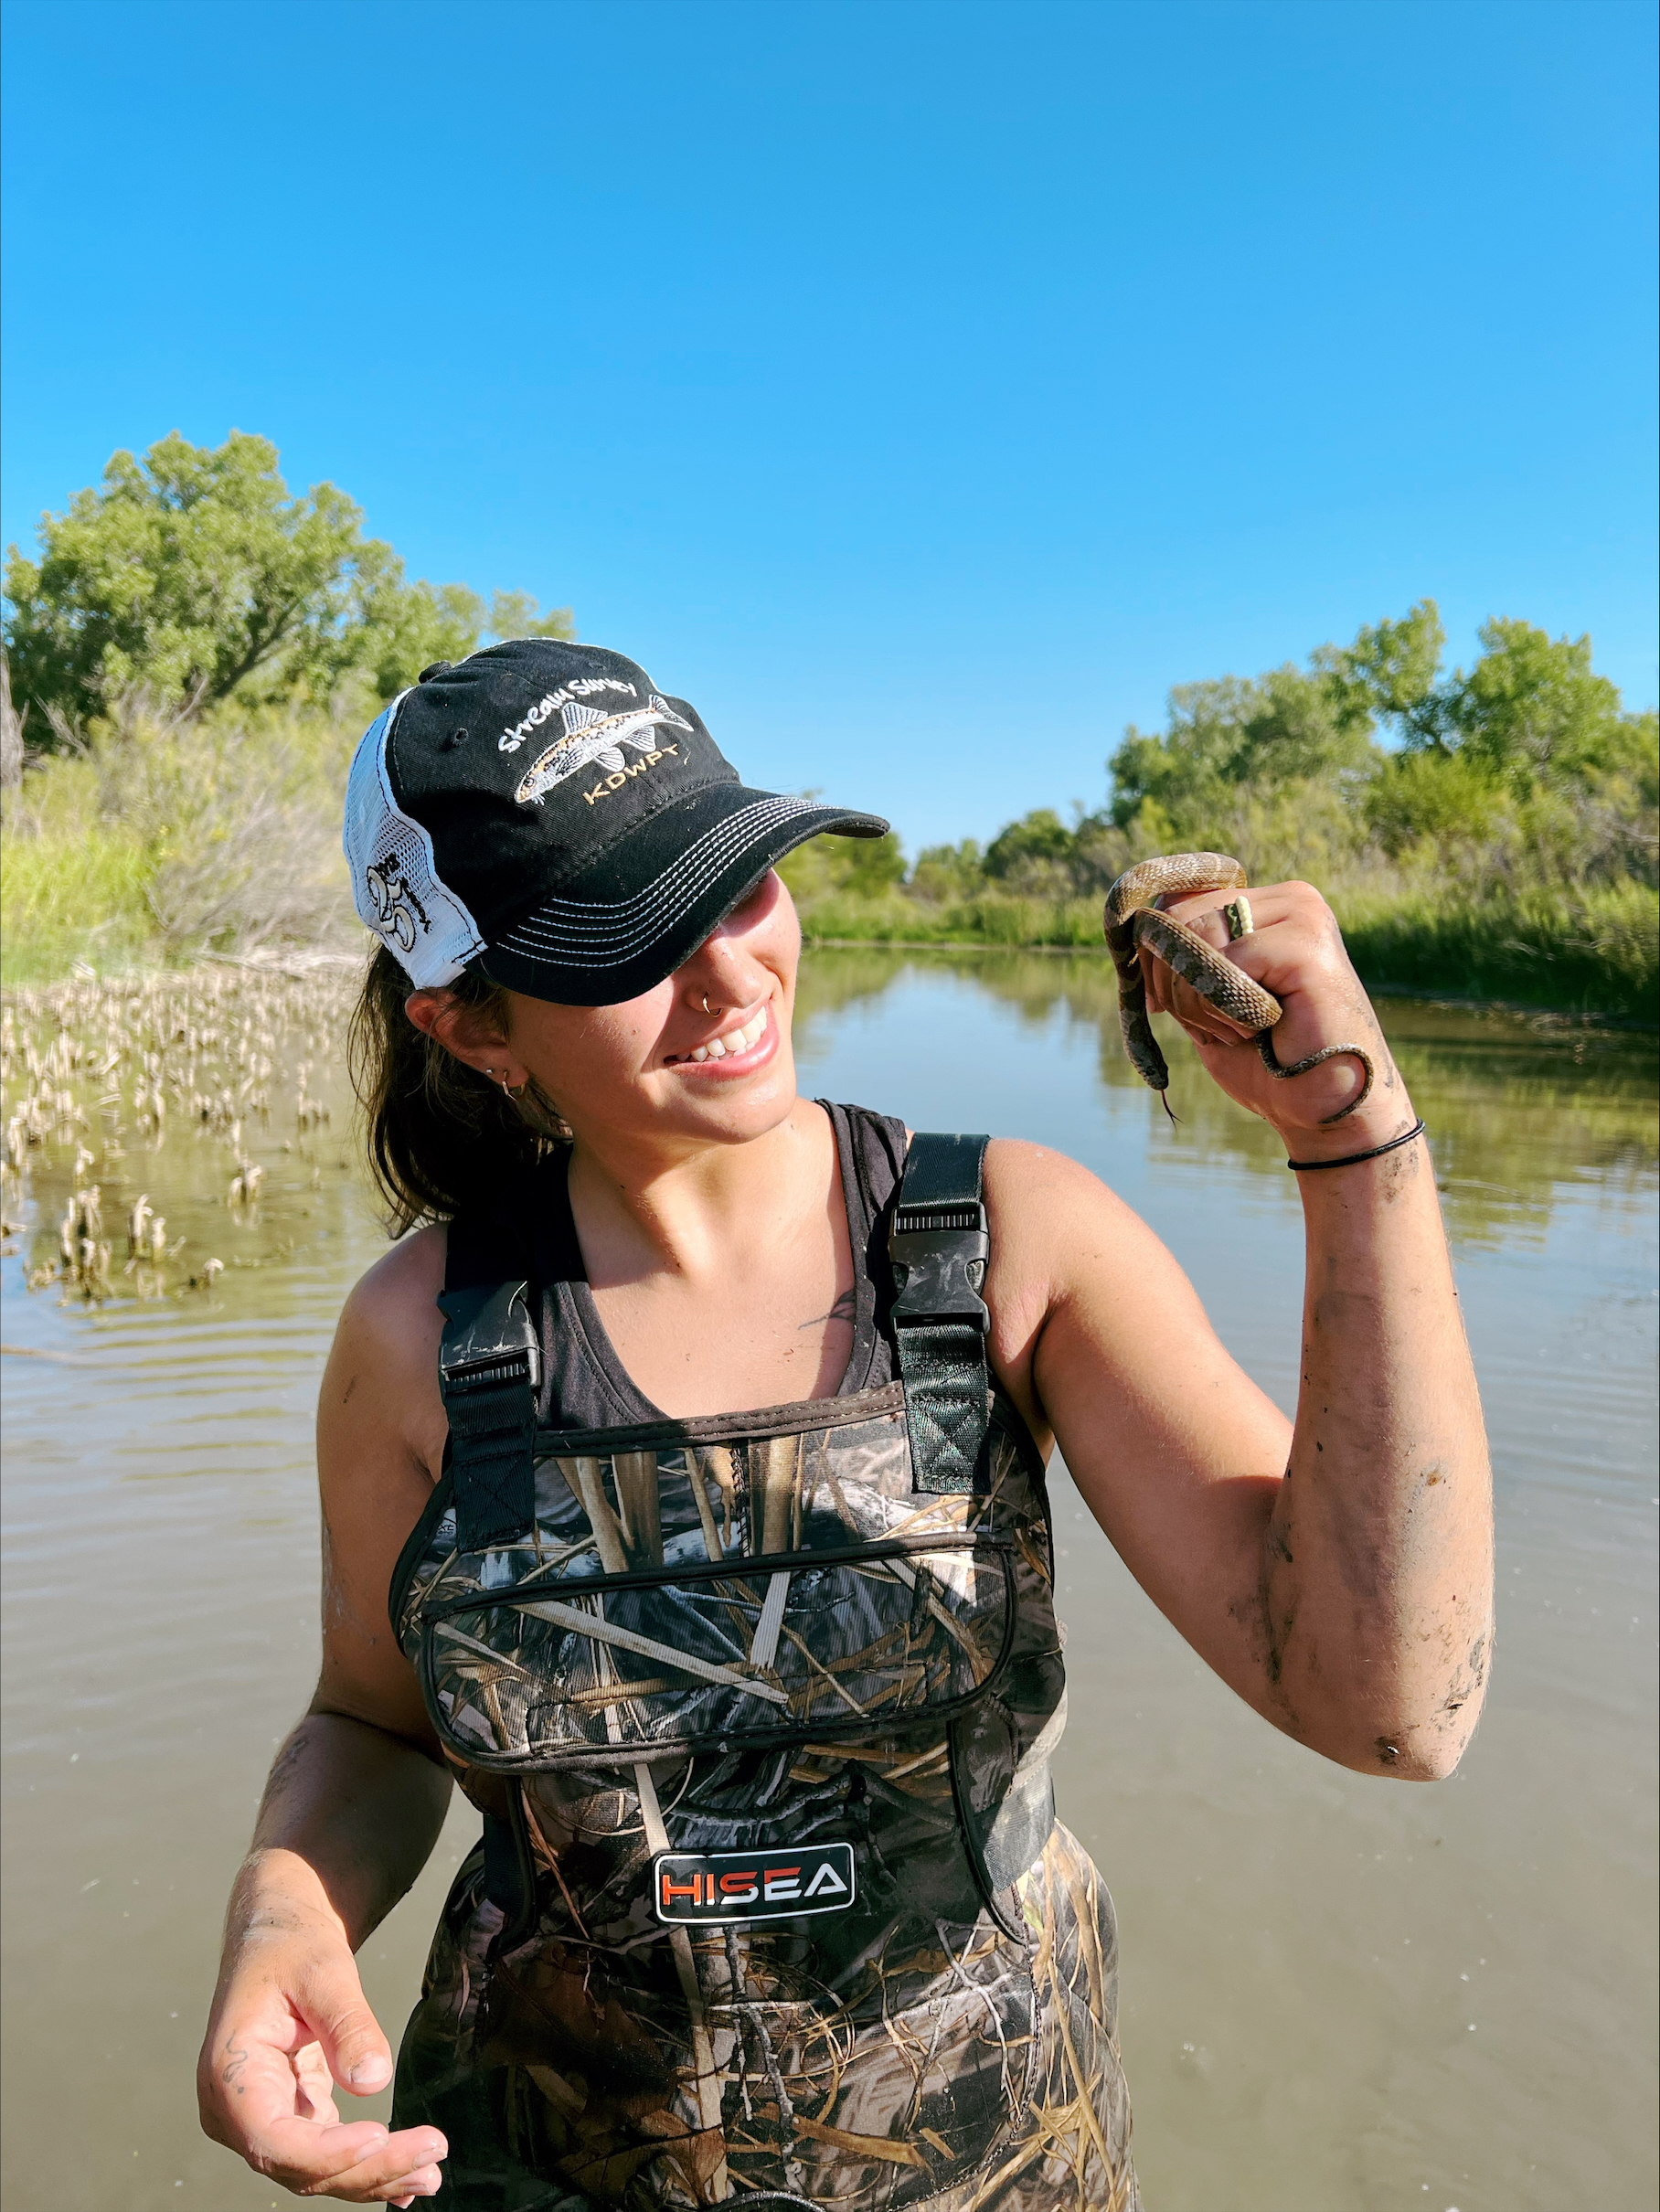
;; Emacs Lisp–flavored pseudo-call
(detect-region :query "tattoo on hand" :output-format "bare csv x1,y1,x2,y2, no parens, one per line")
222,2037,250,2097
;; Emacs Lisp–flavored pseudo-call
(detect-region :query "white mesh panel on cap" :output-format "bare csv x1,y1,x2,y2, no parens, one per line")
342,696,486,987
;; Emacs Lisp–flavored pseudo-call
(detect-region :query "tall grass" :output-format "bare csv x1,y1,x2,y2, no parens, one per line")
2,696,358,984
2,754,159,978
791,877,1658,1019
1335,880,1659,1019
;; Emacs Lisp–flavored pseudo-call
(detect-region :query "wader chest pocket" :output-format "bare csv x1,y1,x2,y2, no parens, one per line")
419,1532,1016,1771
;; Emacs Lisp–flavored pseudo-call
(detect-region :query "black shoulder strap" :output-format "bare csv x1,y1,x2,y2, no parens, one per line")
888,1133,991,1494
439,1207,541,1552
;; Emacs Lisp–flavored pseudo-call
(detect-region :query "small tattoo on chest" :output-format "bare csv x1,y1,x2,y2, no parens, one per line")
799,1287,857,1330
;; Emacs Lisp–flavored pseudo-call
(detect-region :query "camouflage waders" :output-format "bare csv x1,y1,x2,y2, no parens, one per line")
390,1110,1138,2210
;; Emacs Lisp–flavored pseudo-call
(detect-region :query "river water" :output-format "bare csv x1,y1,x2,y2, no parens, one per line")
2,950,1655,2212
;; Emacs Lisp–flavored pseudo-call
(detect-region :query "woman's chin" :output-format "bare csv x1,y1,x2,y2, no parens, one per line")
663,1044,799,1140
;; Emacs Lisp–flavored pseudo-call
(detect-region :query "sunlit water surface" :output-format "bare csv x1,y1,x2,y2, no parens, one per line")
3,951,1655,2212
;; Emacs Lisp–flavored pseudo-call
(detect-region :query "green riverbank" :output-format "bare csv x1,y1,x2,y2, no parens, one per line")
3,891,1653,1025
5,588,1654,1018
783,880,1659,1023
3,815,1655,1020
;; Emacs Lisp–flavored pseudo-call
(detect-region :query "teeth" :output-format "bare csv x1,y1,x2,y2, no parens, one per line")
680,1006,767,1067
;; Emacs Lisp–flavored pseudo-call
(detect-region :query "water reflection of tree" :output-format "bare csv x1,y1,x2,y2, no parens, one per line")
797,946,1657,1246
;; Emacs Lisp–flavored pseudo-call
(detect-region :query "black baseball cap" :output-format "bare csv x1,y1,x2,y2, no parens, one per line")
343,639,889,1003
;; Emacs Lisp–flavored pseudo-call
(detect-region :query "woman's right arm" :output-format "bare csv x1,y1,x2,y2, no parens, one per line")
197,1231,457,2206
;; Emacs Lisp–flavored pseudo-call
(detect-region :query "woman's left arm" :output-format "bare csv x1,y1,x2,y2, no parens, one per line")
985,879,1493,1780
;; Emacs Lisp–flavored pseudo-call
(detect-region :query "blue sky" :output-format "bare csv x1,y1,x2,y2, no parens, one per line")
3,0,1655,851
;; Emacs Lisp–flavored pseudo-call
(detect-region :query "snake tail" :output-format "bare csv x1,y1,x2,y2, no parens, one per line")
1254,1031,1376,1123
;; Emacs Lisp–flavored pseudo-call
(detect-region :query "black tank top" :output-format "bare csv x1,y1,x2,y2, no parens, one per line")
522,1101,909,1430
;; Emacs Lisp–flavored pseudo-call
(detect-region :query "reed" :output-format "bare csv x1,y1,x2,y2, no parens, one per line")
2,960,356,1304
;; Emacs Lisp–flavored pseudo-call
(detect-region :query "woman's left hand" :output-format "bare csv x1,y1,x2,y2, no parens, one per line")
1137,878,1412,1155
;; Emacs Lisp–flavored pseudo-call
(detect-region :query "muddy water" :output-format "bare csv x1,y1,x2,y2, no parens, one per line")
2,953,1655,2212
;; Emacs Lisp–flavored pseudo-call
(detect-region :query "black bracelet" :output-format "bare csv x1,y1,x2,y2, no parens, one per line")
1286,1118,1426,1173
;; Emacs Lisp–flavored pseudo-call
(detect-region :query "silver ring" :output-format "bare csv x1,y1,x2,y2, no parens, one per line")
1223,896,1253,942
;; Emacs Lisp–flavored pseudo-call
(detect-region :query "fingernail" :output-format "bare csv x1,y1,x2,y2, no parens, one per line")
349,2057,391,2089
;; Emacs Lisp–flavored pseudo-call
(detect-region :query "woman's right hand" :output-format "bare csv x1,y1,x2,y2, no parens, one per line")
197,1908,446,2205
197,1265,457,2201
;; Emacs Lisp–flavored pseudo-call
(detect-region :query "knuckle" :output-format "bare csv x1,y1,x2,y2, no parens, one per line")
1288,879,1334,921
303,1952,360,2000
306,1974,370,2036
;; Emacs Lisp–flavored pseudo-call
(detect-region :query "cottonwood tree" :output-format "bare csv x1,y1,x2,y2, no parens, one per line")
1101,597,1654,891
3,431,570,739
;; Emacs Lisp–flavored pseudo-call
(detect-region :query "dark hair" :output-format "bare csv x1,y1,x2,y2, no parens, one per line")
349,944,567,1235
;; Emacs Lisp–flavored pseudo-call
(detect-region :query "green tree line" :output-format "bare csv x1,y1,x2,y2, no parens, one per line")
780,601,1657,1016
0,432,574,980
4,429,569,736
2,432,1655,1014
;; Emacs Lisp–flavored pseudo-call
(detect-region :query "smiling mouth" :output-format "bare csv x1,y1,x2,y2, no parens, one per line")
664,1003,771,1068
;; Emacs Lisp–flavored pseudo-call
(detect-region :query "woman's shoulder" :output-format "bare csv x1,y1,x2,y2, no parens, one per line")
983,1134,1112,1204
342,1220,448,1340
982,1136,1143,1298
327,1225,450,1441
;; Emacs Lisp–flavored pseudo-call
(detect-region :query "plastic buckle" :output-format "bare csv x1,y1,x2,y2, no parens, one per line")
888,1205,991,1335
436,1280,542,1401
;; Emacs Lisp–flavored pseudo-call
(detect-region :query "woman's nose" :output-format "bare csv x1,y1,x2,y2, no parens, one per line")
683,880,782,1009
687,937,768,1011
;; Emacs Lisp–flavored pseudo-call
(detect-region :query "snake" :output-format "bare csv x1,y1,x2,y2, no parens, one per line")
1103,853,1374,1125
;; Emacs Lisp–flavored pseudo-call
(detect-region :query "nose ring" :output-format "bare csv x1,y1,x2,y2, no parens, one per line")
702,994,718,1016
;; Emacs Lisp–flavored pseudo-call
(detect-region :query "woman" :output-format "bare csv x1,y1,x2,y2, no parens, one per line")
198,640,1492,2209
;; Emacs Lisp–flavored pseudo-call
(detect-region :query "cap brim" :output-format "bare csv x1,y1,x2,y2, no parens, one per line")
476,784,890,1005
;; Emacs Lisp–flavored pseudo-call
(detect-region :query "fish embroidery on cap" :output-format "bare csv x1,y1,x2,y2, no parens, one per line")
514,697,693,805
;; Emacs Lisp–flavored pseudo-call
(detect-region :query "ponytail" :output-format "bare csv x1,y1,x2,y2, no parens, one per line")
348,944,565,1235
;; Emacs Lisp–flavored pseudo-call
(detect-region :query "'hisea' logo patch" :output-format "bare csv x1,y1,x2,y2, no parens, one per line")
654,1843,856,1925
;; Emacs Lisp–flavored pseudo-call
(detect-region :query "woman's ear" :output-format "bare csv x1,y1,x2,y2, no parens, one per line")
404,991,523,1086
